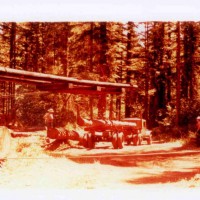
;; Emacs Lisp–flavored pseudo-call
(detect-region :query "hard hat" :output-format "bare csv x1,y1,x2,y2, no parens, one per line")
48,108,54,113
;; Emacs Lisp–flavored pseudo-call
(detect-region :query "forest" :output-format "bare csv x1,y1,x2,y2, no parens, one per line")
0,21,200,138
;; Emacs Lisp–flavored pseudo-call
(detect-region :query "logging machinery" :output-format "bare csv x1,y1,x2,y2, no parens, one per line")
122,118,152,145
77,115,152,149
0,66,152,150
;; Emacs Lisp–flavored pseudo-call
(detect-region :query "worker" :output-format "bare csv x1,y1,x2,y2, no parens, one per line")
43,108,54,129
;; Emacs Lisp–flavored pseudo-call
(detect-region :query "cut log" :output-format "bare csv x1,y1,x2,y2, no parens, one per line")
0,126,11,160
83,119,136,132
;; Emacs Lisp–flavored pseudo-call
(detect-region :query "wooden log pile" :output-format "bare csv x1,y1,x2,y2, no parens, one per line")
78,117,136,132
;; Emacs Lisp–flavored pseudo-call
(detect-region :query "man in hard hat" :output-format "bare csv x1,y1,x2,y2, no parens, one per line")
42,108,55,147
43,108,54,129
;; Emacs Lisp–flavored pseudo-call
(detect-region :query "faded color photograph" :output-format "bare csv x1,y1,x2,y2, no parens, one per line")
0,1,200,199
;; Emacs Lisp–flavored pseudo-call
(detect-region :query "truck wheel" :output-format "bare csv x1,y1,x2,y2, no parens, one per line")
117,132,124,149
112,132,124,149
80,133,88,148
126,139,131,145
87,133,95,149
138,137,142,145
147,135,152,145
133,136,141,146
112,133,117,149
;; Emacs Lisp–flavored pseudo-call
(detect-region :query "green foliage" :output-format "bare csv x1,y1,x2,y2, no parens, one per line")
152,98,200,139
0,21,200,135
15,89,77,127
55,110,76,127
179,99,200,128
152,125,187,142
16,94,46,127
166,98,200,129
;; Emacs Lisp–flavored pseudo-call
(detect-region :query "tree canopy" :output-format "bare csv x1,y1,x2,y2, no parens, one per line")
0,21,199,134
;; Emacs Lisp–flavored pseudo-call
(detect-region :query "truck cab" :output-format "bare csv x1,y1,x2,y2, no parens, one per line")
122,118,152,145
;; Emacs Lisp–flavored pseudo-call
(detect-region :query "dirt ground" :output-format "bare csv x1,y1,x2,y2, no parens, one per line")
1,131,200,199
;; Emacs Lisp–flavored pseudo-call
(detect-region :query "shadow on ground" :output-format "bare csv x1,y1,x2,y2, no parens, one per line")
126,167,200,184
66,150,200,167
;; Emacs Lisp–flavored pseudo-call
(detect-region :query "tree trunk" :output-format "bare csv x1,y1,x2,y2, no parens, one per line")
144,22,150,121
176,21,181,126
97,94,107,119
182,22,196,100
89,22,94,72
61,22,69,76
125,22,132,118
99,22,109,78
9,22,16,123
24,32,28,71
98,22,108,118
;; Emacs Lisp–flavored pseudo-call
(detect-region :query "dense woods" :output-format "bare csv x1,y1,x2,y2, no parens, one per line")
0,21,200,137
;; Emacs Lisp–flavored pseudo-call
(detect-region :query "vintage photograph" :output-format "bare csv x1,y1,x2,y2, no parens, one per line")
0,0,200,199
